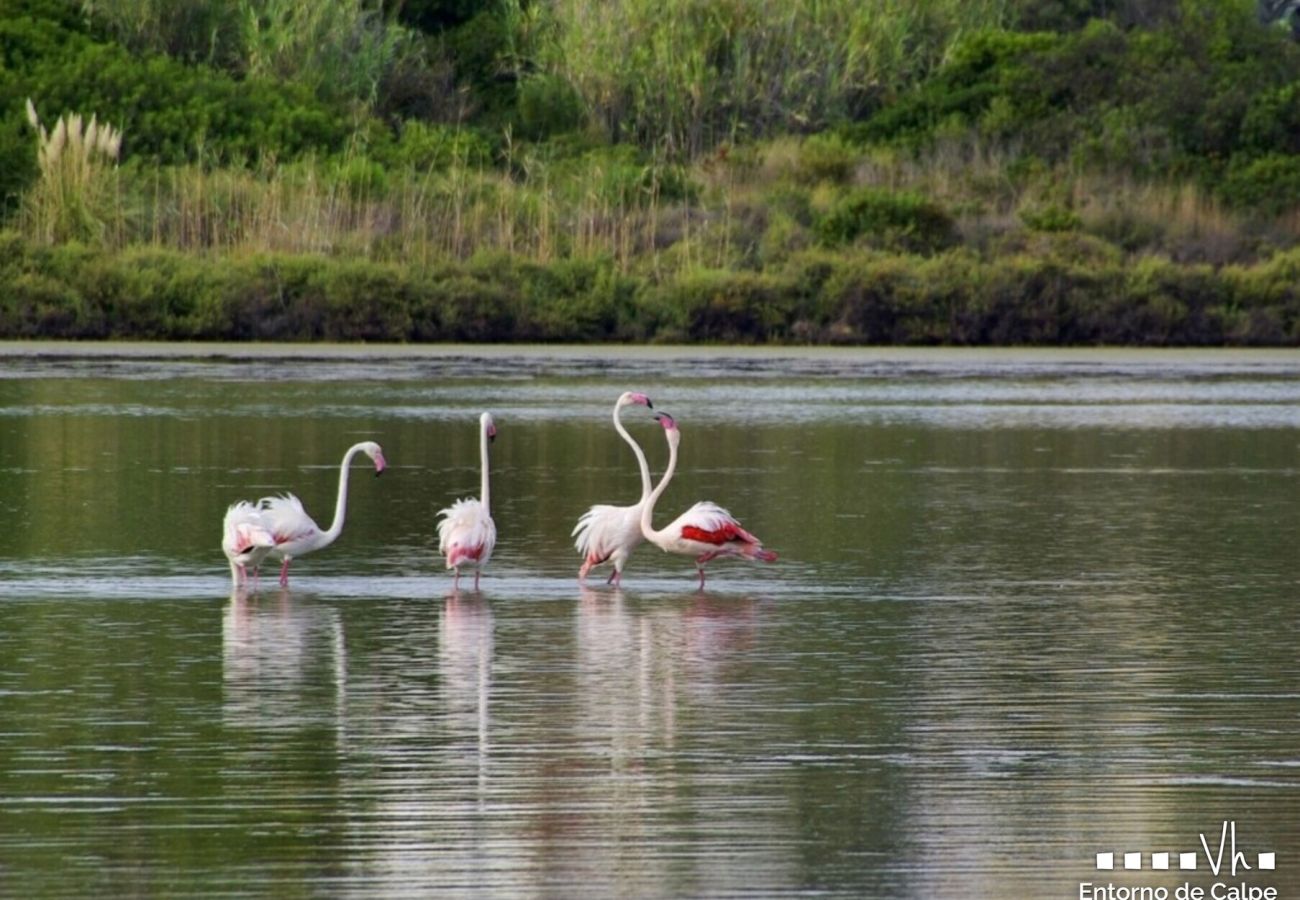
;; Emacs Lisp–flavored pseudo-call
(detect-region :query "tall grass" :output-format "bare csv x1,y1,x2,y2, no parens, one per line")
119,150,684,271
15,101,1298,273
22,99,124,246
529,0,1011,156
81,0,416,108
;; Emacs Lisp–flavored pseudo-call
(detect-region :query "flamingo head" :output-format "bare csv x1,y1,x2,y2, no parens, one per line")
618,391,653,410
360,441,387,476
481,412,497,443
654,412,680,446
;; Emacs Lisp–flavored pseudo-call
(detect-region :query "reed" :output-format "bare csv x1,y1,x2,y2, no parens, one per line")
22,99,125,246
17,116,1299,276
530,0,1010,157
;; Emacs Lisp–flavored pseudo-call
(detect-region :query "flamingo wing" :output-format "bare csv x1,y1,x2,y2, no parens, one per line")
258,493,321,546
222,501,275,566
670,502,759,545
437,498,496,568
667,501,776,562
573,504,626,564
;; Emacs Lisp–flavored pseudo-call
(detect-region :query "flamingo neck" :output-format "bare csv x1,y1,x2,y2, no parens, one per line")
614,402,652,500
479,422,492,513
640,431,679,545
322,443,364,544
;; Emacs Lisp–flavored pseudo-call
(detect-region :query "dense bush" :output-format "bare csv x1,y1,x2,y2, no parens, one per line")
817,188,958,255
1,231,1295,345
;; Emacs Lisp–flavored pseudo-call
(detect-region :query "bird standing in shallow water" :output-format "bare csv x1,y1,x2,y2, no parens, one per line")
640,413,777,589
437,412,497,591
258,441,387,587
222,501,275,588
572,391,655,586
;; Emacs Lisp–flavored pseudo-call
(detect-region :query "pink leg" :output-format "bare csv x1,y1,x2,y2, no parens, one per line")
578,559,592,583
474,569,481,591
607,568,621,586
452,569,461,590
279,558,291,587
697,567,706,590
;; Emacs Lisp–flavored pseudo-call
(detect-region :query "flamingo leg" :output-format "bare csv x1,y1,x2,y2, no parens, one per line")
474,569,481,591
578,559,592,583
697,567,706,590
279,557,291,587
607,568,621,586
453,569,461,590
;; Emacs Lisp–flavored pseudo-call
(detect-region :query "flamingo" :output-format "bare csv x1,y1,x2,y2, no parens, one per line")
258,441,387,587
572,391,655,586
437,412,497,590
221,501,275,587
641,413,777,589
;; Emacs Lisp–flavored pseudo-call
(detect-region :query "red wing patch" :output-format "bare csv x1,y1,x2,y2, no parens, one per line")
681,523,748,545
449,543,484,564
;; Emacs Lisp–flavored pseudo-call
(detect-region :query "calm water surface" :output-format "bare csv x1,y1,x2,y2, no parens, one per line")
0,345,1297,898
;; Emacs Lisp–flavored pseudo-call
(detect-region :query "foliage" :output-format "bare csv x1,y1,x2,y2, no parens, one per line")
81,0,422,109
5,0,1300,345
3,228,1294,344
530,0,1012,157
21,99,123,245
817,187,957,254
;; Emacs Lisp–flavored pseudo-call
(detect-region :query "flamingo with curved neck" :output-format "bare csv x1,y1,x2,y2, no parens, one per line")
259,441,387,586
640,413,776,590
437,412,498,590
572,391,655,586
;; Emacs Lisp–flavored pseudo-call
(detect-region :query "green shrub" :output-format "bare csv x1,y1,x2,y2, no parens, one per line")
796,134,857,184
517,75,587,141
817,187,957,254
388,121,495,171
1020,203,1082,232
1221,153,1300,215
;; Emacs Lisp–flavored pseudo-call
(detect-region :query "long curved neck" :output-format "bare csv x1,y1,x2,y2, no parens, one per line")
614,403,652,499
640,432,679,543
479,422,491,512
323,444,363,543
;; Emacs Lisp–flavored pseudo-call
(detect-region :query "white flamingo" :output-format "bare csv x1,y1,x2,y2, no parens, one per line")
572,391,655,586
221,501,275,587
437,412,497,590
641,413,777,589
258,441,387,587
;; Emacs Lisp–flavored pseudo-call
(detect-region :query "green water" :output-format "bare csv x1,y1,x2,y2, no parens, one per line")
0,346,1296,898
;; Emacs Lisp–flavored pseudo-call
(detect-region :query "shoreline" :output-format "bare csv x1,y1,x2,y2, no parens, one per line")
2,339,1296,367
